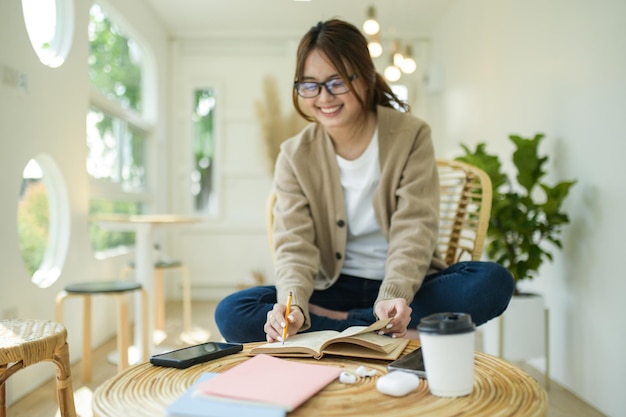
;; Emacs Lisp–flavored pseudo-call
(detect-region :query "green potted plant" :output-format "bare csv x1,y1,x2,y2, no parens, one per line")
455,133,576,295
455,133,576,362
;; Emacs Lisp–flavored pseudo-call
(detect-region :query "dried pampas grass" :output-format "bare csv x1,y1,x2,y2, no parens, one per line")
255,76,308,175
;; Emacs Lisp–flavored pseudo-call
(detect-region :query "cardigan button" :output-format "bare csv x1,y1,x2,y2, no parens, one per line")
335,252,342,260
337,219,345,227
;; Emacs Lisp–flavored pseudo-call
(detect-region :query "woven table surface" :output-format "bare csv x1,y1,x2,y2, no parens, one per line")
93,340,547,417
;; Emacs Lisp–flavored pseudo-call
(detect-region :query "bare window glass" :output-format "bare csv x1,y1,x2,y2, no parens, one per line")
390,84,409,112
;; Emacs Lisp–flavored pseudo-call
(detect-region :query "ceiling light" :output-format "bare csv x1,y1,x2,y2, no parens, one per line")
367,34,383,58
393,52,404,68
400,45,416,74
384,65,401,82
362,6,380,35
384,55,401,82
391,40,404,67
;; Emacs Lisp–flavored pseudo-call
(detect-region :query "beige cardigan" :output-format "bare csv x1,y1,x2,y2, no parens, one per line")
272,105,447,330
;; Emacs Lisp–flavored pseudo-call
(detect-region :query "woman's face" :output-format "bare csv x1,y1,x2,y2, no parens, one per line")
300,49,364,133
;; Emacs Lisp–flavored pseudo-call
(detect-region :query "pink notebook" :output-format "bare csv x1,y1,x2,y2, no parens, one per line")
194,354,342,411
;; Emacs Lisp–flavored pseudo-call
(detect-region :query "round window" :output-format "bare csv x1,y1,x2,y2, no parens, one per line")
18,156,70,287
21,0,74,67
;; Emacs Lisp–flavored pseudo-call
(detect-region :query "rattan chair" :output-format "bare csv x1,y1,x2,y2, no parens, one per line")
266,190,278,255
1,319,77,417
266,159,492,265
435,159,492,263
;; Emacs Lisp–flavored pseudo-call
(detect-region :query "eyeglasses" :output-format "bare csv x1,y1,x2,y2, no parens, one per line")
294,74,358,98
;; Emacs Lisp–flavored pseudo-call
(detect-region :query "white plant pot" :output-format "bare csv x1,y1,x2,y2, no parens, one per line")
481,292,547,361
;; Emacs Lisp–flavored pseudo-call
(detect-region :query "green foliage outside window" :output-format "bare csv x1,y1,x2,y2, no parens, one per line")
192,89,216,212
89,199,142,252
126,126,146,189
88,3,142,112
87,3,148,255
18,181,48,276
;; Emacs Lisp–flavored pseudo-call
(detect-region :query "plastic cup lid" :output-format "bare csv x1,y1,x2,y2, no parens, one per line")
417,312,475,335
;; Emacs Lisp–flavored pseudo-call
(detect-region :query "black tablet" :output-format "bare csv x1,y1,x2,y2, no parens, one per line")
150,342,243,369
387,347,426,378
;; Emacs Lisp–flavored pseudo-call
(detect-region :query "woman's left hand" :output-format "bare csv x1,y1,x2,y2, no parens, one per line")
374,298,412,338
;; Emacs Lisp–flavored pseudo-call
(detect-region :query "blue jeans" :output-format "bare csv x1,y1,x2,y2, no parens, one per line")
215,261,514,343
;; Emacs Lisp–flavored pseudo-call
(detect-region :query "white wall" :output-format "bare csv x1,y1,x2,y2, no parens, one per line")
0,0,170,405
3,0,623,415
428,1,626,416
166,35,430,298
166,39,290,297
1,0,91,402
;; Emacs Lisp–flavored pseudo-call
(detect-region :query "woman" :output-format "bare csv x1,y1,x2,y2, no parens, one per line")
215,19,514,343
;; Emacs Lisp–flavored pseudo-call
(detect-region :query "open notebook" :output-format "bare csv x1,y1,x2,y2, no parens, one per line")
250,319,409,360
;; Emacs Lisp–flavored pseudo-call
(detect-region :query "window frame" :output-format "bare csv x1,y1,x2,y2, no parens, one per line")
87,3,156,257
88,87,154,204
171,79,223,218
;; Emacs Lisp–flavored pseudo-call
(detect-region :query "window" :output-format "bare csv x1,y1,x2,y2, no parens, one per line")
19,160,48,277
191,88,216,213
86,107,146,190
88,3,143,112
21,0,74,67
390,84,409,112
87,3,151,256
18,156,70,288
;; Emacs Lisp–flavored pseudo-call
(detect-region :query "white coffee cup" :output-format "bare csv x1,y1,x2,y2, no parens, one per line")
417,312,475,397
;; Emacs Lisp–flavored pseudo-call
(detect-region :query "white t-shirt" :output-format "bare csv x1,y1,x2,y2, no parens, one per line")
335,129,388,280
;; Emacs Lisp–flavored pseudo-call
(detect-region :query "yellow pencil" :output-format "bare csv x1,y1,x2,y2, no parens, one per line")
282,291,293,345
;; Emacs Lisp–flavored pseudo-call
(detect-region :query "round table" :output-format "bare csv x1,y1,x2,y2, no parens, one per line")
91,213,202,357
93,341,547,417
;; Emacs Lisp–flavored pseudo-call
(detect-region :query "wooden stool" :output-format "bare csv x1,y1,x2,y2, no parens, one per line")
1,319,77,417
121,260,192,334
55,281,148,383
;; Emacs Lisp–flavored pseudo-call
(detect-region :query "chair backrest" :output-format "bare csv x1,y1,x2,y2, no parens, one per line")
266,190,277,255
266,159,492,265
436,159,492,264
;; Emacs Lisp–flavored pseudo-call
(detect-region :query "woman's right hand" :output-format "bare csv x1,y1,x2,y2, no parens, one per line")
374,298,412,338
264,304,305,343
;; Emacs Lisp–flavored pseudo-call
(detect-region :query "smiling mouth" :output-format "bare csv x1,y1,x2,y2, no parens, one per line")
319,105,342,114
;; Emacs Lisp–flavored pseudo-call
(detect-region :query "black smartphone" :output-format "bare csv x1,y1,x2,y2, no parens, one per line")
387,347,426,378
150,342,243,369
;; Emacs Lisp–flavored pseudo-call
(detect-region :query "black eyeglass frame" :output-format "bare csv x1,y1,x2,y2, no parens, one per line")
294,74,358,98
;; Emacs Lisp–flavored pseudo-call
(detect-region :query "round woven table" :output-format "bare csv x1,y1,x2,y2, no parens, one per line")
93,340,547,417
